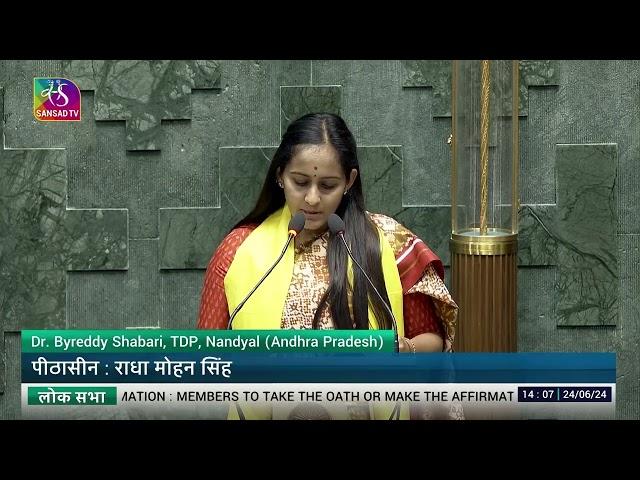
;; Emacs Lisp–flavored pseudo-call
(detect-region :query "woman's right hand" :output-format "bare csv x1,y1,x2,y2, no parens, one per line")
398,336,416,353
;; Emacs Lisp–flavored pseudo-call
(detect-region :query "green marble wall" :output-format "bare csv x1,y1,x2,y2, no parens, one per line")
0,60,637,419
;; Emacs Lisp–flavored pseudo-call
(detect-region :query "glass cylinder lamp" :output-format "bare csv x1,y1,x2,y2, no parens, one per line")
450,60,519,352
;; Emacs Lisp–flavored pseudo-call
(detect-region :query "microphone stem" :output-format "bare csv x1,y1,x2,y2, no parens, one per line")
227,233,295,329
338,233,400,353
339,232,402,420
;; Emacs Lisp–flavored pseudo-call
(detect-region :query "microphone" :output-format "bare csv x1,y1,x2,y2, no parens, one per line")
327,214,400,354
227,211,306,329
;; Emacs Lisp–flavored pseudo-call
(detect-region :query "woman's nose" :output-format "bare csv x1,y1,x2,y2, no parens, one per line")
305,186,320,206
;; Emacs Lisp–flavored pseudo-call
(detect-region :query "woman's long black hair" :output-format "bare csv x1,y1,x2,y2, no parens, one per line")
233,113,394,330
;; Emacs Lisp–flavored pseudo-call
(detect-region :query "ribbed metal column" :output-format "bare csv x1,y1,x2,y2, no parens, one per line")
451,233,517,352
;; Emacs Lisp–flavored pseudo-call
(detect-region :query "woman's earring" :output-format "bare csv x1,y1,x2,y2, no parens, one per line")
343,190,348,196
277,180,284,188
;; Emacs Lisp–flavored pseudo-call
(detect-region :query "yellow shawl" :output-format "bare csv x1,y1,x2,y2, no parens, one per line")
224,206,408,420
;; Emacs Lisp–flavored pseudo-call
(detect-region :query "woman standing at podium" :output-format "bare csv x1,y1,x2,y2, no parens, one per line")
198,112,457,353
197,113,460,419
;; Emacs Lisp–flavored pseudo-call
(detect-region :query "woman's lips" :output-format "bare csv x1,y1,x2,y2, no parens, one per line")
302,210,322,217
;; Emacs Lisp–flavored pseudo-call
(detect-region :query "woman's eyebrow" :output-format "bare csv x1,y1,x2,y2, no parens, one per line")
290,171,341,180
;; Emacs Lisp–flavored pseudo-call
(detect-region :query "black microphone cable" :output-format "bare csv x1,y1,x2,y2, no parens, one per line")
328,213,404,421
227,211,306,330
228,211,306,420
327,214,400,354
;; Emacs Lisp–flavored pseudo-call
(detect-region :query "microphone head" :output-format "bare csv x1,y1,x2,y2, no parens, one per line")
288,212,306,235
328,214,345,235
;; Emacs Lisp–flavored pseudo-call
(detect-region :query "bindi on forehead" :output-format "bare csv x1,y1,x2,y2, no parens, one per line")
288,147,342,180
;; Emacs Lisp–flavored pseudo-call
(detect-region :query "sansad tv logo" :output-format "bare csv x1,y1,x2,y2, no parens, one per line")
33,78,81,121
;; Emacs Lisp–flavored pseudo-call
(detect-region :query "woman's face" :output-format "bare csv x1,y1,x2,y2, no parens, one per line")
278,144,357,232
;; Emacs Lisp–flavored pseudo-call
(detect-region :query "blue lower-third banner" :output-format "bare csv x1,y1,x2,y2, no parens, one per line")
20,352,616,419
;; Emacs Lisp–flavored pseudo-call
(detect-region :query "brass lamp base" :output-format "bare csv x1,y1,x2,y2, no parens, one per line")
451,230,517,352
